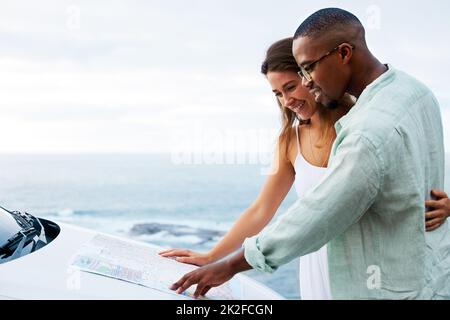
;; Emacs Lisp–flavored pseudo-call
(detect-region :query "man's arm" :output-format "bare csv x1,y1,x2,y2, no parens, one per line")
244,133,384,272
170,133,383,297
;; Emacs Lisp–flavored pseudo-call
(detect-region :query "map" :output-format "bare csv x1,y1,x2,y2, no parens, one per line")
69,234,243,299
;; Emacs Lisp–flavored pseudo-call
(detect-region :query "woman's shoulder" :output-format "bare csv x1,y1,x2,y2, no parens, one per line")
277,126,299,166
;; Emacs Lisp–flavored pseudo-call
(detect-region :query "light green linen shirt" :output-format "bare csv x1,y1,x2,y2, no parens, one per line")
244,65,450,299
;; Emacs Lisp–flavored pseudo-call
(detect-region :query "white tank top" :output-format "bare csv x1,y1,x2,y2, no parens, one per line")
293,125,332,300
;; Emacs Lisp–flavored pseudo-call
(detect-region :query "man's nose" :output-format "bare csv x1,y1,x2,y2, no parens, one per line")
301,76,313,89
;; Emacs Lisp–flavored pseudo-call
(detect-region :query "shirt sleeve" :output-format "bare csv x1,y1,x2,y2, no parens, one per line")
243,133,384,273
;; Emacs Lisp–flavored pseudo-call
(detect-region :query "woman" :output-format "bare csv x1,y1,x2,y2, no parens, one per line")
160,37,450,299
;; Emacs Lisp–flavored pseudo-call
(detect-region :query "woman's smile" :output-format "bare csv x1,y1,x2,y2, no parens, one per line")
288,100,306,115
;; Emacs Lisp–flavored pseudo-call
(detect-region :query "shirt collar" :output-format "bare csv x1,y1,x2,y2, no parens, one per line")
335,64,395,134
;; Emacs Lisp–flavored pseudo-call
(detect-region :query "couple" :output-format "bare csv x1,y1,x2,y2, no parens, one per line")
161,8,450,299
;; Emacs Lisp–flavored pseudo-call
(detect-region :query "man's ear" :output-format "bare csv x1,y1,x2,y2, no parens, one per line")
340,44,353,64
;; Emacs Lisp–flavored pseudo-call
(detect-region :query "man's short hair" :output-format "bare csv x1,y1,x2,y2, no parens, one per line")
294,8,363,40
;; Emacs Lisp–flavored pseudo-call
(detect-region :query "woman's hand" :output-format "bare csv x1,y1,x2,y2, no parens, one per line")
425,189,450,231
158,248,214,266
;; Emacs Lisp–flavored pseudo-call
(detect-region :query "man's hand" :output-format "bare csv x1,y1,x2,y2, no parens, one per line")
425,189,450,231
170,249,252,298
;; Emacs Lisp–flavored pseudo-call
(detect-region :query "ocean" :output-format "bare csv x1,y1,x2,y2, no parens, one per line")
1,154,449,299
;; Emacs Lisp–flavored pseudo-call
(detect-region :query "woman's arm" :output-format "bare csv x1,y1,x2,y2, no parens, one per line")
425,189,450,231
159,140,296,265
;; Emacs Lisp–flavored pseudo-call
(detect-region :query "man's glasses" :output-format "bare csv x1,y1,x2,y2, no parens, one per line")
297,43,355,82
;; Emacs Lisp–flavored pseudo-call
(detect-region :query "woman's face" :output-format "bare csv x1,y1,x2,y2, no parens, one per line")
266,71,319,121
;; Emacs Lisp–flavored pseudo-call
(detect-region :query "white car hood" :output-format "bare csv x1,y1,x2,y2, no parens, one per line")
0,222,283,300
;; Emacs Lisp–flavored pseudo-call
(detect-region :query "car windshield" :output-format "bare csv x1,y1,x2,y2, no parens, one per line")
0,206,46,264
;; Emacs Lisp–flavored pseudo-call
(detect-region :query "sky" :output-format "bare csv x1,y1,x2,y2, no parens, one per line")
0,0,449,154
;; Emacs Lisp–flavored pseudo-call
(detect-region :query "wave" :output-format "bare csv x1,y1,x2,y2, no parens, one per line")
128,222,226,246
56,208,75,216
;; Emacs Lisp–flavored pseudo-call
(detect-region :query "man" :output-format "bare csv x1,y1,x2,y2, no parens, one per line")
171,8,450,299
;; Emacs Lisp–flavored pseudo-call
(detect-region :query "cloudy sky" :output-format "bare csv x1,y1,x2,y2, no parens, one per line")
1,0,449,154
